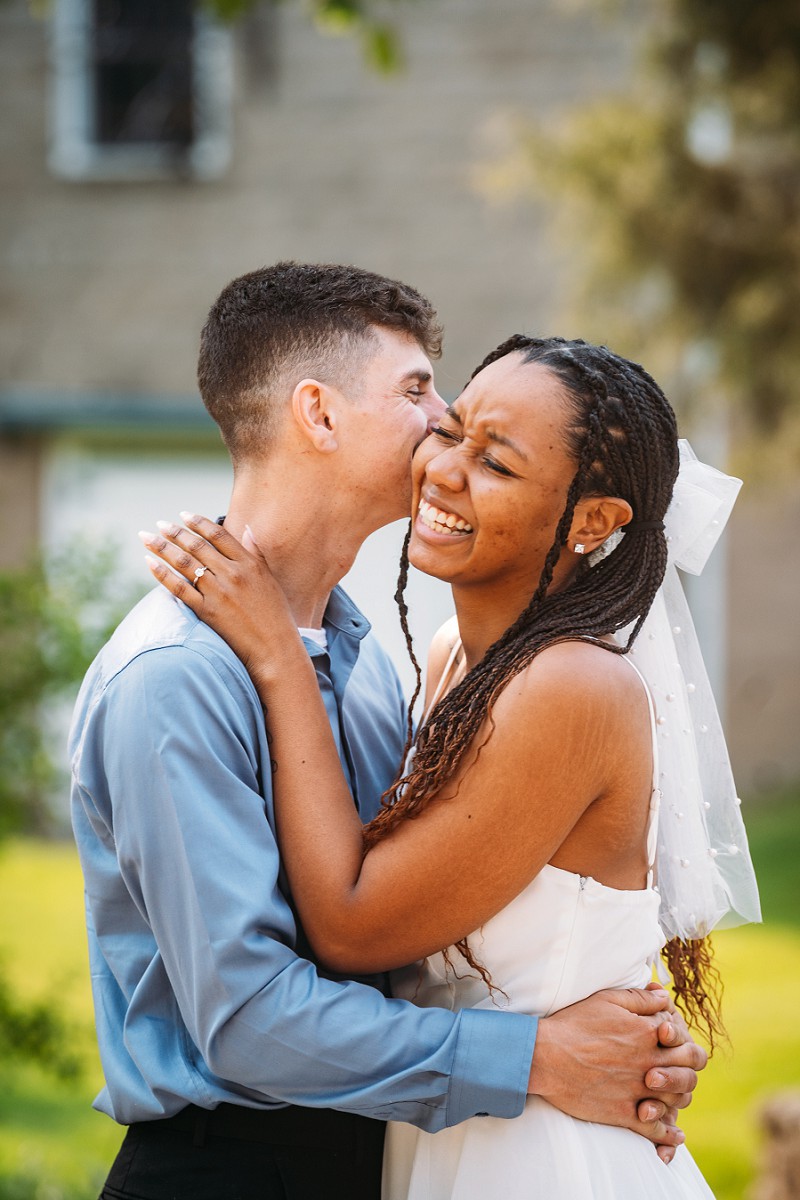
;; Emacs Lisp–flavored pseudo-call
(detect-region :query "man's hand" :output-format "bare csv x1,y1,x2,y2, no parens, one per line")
528,986,708,1164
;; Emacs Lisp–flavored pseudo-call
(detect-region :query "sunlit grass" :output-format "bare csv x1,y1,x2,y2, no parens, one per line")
0,840,121,1198
680,924,800,1193
0,1061,119,1197
680,784,800,1195
0,784,797,1198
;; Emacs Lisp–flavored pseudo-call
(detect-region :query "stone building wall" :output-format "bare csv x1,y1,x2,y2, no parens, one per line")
0,0,644,394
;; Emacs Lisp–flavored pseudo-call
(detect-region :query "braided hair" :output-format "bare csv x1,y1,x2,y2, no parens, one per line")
367,335,725,1049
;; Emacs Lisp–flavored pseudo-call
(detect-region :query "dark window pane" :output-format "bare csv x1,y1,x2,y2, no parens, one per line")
92,0,194,146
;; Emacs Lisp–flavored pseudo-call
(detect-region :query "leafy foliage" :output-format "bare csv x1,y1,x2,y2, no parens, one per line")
490,0,800,443
0,968,82,1083
203,0,406,71
0,546,137,838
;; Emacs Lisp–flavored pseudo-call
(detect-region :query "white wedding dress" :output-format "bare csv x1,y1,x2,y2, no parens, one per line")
383,645,715,1200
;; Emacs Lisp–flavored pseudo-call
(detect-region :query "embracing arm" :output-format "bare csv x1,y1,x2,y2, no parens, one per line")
144,518,623,975
280,654,614,973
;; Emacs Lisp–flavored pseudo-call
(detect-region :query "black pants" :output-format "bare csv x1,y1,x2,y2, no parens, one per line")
99,1103,386,1200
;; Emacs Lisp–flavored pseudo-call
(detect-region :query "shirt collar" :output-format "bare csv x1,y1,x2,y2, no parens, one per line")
322,586,371,641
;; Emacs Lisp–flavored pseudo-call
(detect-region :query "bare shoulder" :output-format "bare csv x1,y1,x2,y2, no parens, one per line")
424,615,461,704
428,614,460,663
470,641,653,819
534,639,642,691
424,615,462,711
492,639,647,731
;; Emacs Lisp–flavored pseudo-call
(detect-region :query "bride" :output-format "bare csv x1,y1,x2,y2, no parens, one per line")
144,335,759,1198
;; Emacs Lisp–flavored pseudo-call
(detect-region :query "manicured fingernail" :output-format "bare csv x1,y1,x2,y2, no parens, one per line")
243,524,259,553
650,1071,667,1088
143,555,159,570
156,520,178,534
180,511,199,524
138,530,154,545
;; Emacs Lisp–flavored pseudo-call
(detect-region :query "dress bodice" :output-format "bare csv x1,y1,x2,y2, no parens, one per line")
392,863,664,1017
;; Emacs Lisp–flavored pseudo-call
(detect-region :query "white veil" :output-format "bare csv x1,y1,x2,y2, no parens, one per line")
614,441,761,942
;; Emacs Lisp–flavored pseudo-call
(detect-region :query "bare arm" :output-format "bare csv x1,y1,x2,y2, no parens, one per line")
143,517,624,975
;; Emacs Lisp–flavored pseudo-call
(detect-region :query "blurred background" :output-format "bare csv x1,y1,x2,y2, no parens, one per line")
0,0,797,1196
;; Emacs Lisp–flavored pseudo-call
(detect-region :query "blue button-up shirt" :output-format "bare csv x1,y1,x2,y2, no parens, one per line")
70,586,536,1129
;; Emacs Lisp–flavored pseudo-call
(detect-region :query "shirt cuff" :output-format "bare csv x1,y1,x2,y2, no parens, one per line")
446,1009,537,1127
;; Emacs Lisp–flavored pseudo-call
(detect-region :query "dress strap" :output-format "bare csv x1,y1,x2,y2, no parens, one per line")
423,636,464,723
621,655,661,884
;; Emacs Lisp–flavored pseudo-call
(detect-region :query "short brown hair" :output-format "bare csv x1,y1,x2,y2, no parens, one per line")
198,261,443,462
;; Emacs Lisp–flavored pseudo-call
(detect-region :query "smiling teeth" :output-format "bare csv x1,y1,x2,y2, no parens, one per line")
418,498,473,535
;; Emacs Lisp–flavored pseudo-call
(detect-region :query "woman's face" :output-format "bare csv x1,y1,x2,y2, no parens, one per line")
409,354,580,596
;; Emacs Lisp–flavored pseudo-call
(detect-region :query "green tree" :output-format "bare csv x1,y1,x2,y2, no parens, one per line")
488,0,800,452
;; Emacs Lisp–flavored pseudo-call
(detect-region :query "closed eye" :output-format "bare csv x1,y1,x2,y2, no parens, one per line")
431,425,460,442
483,457,514,477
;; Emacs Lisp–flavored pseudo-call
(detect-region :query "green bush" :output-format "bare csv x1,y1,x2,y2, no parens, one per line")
0,547,139,838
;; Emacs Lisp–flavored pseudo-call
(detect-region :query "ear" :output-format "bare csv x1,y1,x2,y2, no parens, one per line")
290,378,340,453
568,496,633,555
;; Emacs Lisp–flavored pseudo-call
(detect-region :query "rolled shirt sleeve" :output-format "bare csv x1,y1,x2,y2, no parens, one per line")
71,596,536,1130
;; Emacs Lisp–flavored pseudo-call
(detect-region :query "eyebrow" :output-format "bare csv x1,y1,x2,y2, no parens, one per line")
446,406,529,461
399,368,433,386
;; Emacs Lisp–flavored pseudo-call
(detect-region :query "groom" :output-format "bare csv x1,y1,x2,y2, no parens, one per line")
71,261,705,1200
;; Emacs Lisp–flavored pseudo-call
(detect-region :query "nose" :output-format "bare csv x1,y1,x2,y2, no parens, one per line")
424,439,466,493
422,387,447,431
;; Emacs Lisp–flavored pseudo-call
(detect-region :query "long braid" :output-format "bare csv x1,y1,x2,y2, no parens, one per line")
393,522,423,766
379,335,724,1047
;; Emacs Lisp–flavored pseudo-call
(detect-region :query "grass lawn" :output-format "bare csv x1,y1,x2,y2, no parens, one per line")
0,786,798,1199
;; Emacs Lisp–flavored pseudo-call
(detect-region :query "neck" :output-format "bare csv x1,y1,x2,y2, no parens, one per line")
451,558,579,670
223,465,369,628
451,584,531,670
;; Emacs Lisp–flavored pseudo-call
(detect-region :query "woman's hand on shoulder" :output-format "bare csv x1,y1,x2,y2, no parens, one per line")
139,514,302,687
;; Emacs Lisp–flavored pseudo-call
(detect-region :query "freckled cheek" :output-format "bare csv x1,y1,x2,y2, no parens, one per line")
478,519,530,563
488,516,555,565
